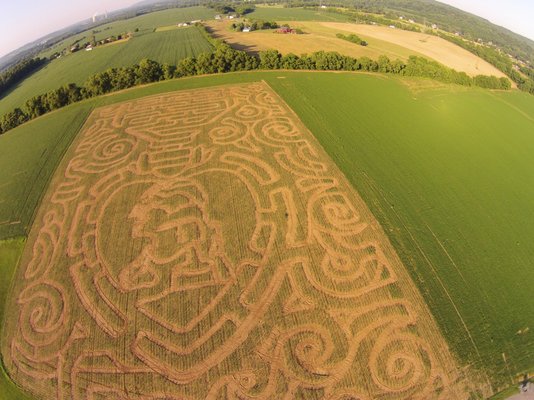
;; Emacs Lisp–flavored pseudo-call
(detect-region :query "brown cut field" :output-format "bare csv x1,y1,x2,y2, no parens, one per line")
206,20,425,62
322,22,507,78
206,20,507,79
2,82,486,399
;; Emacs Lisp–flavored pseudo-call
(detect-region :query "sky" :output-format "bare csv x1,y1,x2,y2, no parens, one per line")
438,0,534,41
0,0,138,58
1,0,534,59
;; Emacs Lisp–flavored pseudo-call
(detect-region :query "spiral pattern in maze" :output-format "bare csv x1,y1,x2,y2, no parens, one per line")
3,82,472,399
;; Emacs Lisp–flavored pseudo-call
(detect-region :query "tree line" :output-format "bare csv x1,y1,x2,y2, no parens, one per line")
230,19,279,32
0,58,48,97
434,32,534,95
0,36,511,135
206,2,255,16
336,33,367,46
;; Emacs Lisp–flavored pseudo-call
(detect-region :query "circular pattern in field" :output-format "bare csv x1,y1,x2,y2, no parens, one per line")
3,82,474,399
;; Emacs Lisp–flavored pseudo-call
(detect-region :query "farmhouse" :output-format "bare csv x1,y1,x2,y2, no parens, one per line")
276,27,297,34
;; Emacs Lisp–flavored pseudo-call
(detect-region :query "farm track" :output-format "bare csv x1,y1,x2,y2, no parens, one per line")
2,82,486,399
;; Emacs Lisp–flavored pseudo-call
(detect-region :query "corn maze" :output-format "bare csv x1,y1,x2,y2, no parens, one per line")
3,82,475,399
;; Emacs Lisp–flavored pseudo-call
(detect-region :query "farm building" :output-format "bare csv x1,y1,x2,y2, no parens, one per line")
276,27,297,34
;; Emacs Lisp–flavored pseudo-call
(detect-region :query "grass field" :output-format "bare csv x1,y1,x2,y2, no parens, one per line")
0,26,213,115
38,7,215,58
1,71,533,398
249,5,351,22
0,106,91,238
267,73,534,387
2,81,473,399
0,238,30,400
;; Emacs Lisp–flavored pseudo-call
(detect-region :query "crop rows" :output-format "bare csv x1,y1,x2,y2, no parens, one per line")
2,82,480,399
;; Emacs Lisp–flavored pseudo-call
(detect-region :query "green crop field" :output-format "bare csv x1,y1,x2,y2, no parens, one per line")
38,7,215,59
0,106,91,238
0,238,29,400
249,6,351,22
270,73,534,387
0,26,213,115
0,71,533,398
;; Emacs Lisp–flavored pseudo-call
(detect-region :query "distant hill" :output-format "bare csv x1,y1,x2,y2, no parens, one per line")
276,0,534,64
350,0,534,64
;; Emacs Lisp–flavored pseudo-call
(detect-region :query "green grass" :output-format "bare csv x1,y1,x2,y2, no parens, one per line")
38,7,215,58
488,385,521,400
0,106,91,238
265,73,534,388
249,6,351,22
0,238,31,400
1,71,533,396
0,26,213,115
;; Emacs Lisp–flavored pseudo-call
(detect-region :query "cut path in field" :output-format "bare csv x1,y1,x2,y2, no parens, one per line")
2,81,480,399
323,22,507,78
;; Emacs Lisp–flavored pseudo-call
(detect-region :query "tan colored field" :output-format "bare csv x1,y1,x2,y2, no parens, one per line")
3,82,484,399
207,20,507,79
155,24,190,32
323,22,507,78
206,20,425,61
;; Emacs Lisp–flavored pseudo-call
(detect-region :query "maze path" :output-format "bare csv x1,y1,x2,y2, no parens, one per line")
2,82,483,399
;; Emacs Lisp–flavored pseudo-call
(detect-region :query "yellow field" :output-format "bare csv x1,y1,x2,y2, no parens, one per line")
155,25,190,32
323,22,506,78
207,20,507,79
206,20,425,62
97,36,130,48
2,82,485,399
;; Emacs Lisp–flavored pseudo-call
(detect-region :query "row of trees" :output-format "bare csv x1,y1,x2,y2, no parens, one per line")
435,32,534,95
0,40,512,135
0,58,48,97
336,33,368,46
284,3,534,95
230,19,279,32
207,3,255,16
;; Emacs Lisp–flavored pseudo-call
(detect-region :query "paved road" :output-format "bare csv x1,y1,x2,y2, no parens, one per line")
507,383,534,400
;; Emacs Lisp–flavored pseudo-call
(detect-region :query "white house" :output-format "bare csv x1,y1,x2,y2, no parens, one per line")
243,27,251,32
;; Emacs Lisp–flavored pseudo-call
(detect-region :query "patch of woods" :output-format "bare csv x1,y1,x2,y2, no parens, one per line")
336,33,368,46
0,58,48,97
207,2,255,16
0,27,512,135
230,19,279,32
